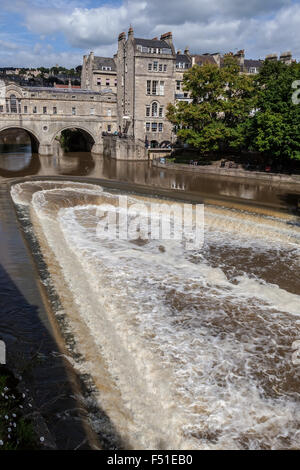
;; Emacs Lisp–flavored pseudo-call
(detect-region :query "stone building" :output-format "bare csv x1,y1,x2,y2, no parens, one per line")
115,28,179,147
80,29,295,149
81,52,117,93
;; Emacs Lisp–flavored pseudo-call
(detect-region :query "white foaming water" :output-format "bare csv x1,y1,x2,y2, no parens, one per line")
11,181,300,449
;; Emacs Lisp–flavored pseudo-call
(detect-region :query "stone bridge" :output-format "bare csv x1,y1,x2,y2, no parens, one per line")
0,82,117,155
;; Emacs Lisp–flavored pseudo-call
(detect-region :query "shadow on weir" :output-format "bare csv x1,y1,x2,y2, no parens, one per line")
0,260,124,449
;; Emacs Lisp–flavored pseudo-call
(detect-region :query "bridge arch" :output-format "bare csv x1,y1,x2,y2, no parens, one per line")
51,125,98,153
0,126,40,153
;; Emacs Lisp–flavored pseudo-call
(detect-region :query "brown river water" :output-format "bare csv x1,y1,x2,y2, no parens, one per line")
1,139,300,450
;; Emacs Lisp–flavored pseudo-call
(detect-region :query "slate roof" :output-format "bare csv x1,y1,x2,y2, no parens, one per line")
176,54,192,65
24,87,102,95
134,38,172,50
92,57,116,71
244,59,263,71
193,54,217,66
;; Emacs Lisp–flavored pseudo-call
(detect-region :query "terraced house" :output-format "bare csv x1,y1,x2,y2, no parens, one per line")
83,27,293,149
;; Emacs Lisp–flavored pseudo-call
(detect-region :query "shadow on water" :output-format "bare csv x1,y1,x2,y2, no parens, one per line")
53,150,95,176
0,145,41,178
277,192,300,218
0,259,124,449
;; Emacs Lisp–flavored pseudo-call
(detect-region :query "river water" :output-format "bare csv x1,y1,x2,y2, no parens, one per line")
1,142,300,450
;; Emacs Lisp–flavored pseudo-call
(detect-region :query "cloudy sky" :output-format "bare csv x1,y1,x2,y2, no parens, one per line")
0,0,299,68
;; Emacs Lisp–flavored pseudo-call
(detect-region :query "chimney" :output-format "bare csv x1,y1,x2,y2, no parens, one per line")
177,49,182,55
234,49,245,67
118,32,126,41
128,25,134,38
184,46,190,56
280,51,292,65
160,32,175,53
265,53,278,61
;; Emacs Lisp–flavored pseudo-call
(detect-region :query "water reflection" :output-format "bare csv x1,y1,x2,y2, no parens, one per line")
0,144,41,178
0,142,300,212
52,147,95,176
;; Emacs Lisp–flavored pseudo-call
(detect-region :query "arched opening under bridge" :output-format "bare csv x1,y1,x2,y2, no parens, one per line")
56,128,95,152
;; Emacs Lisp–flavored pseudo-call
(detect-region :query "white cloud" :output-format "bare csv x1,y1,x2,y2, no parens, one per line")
0,0,299,67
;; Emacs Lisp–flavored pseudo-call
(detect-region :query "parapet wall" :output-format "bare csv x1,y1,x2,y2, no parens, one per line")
152,159,300,187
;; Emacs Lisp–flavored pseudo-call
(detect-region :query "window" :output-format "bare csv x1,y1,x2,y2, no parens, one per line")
107,108,112,116
249,67,258,74
151,102,158,117
151,122,157,132
164,64,167,72
53,107,57,114
158,123,163,132
72,95,76,99
107,124,111,132
97,78,101,85
153,61,158,71
159,106,163,117
159,64,163,72
10,95,17,113
152,80,158,95
43,106,47,114
72,107,76,115
147,80,151,95
146,122,150,132
146,105,150,117
33,106,37,114
114,80,117,86
0,105,3,113
159,81,165,95
176,80,181,91
90,108,95,115
24,106,28,113
106,79,110,86
148,63,152,71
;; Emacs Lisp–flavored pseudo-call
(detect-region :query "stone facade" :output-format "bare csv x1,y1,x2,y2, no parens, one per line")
81,52,117,93
0,81,117,155
116,29,178,147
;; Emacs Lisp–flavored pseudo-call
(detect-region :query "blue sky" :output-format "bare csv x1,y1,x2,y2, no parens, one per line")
0,0,299,68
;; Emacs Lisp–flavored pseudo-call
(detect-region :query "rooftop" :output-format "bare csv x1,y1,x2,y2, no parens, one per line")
92,57,116,72
23,86,102,95
135,38,172,50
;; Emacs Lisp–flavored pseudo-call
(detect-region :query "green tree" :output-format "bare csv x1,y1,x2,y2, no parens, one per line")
167,55,255,154
250,60,300,160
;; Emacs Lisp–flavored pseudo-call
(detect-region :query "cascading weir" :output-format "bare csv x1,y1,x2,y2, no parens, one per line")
10,180,300,450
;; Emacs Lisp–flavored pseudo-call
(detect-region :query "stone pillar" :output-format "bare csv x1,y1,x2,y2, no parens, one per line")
91,142,103,154
39,143,54,156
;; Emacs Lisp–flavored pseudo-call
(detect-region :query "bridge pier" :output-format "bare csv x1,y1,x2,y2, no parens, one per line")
39,143,54,156
91,142,103,155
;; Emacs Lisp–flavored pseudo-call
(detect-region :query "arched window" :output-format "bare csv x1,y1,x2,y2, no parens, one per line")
10,95,17,113
151,101,158,117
